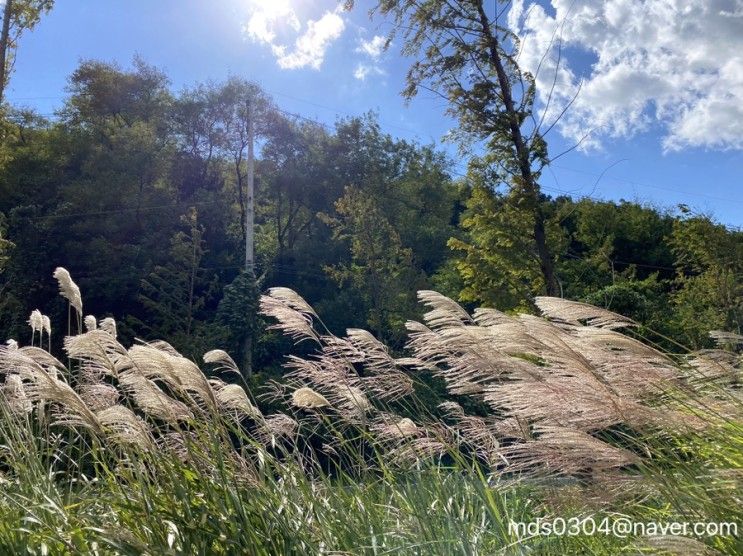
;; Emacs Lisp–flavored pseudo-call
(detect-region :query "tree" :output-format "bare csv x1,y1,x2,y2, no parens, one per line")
135,209,219,357
0,0,53,104
366,0,560,296
322,186,421,344
449,181,552,311
669,215,743,347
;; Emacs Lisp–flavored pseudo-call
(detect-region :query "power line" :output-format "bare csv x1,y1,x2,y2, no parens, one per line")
12,200,224,221
551,163,743,205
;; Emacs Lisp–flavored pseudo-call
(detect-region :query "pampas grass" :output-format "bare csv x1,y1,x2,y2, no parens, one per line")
291,386,331,409
0,276,739,554
27,309,42,346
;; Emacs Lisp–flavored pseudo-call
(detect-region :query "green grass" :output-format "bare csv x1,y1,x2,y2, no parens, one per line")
0,403,740,555
1,284,741,555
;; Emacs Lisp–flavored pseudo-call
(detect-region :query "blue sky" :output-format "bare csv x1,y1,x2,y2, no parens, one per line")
6,0,742,226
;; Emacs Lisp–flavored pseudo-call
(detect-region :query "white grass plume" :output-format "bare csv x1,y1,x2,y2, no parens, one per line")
535,296,636,329
28,309,43,336
121,344,217,411
374,416,420,440
417,290,473,329
117,371,194,425
291,386,330,409
99,317,117,338
79,383,120,411
84,315,97,331
203,349,240,375
210,379,262,420
53,267,83,316
97,404,153,449
1,374,32,416
64,330,128,376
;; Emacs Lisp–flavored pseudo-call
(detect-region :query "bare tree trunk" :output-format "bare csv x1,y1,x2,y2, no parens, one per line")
475,0,559,296
0,0,13,105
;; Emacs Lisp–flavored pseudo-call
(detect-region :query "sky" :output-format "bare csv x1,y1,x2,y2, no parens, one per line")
5,0,743,226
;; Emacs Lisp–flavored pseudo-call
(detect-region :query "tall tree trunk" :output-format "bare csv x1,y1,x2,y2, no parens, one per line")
475,0,559,296
0,0,13,105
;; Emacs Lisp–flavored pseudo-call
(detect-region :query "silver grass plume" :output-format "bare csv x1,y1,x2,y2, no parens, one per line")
210,379,262,419
5,339,17,350
535,296,636,329
634,535,722,555
1,374,33,416
259,289,319,344
21,371,102,434
439,401,502,465
84,315,97,331
345,328,414,401
99,317,117,338
53,267,83,316
117,371,193,425
291,386,330,409
257,413,298,446
97,405,153,449
337,385,370,413
709,330,743,349
79,383,120,411
687,350,740,384
500,426,640,476
390,437,448,465
374,416,420,440
417,290,473,329
203,349,240,375
266,287,318,317
18,347,66,378
28,309,43,335
42,315,51,350
120,344,217,411
145,339,181,356
64,330,128,379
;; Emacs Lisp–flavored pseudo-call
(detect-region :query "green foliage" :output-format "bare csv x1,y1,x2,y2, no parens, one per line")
323,186,422,342
670,215,743,347
0,0,54,101
0,56,740,371
370,0,560,295
135,209,220,358
449,182,567,311
217,270,259,363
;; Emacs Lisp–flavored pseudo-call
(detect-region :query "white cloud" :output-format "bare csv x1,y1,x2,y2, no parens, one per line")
353,35,387,81
244,3,345,70
244,0,300,44
276,10,345,70
353,63,385,81
509,0,743,151
356,35,386,59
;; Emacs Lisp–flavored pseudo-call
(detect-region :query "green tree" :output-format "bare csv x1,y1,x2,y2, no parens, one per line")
367,0,559,295
322,186,422,343
134,209,219,357
0,0,54,103
670,215,743,347
449,180,566,311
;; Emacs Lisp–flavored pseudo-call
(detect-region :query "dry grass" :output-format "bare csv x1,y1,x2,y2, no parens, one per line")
0,271,739,554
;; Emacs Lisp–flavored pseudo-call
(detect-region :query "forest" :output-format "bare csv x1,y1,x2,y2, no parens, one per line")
0,1,741,554
0,59,740,368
